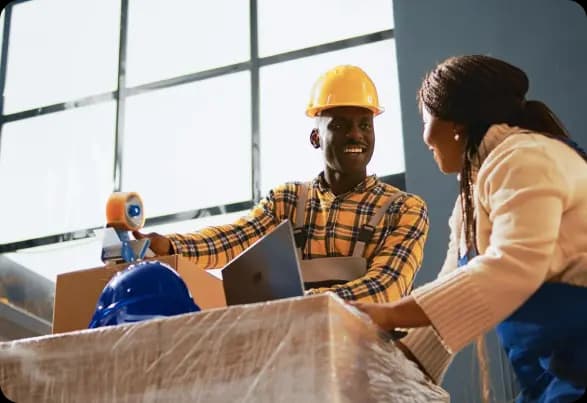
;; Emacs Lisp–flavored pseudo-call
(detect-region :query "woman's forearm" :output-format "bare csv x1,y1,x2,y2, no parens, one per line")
388,296,431,328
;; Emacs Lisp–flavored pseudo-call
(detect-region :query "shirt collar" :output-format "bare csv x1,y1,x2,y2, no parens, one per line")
313,172,378,195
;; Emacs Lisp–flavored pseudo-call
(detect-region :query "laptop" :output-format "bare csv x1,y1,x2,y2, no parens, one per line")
221,219,305,306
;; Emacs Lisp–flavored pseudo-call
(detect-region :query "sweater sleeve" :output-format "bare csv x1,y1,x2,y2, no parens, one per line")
400,196,462,383
411,145,567,354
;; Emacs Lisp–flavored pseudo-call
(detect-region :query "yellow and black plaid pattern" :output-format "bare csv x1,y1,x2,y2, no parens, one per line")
169,174,429,303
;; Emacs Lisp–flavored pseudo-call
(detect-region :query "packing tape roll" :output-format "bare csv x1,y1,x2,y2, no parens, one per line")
106,192,145,231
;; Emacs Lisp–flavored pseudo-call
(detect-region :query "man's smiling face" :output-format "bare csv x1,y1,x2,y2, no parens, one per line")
315,106,375,176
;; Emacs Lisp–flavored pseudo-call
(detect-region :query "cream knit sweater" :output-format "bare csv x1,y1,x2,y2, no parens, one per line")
403,124,587,383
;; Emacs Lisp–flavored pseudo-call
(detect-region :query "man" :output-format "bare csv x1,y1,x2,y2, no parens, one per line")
136,65,429,303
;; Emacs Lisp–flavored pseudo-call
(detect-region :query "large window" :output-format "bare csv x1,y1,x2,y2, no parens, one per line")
0,0,400,282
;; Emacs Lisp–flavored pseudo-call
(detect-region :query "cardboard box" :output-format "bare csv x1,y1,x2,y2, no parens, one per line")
52,255,226,334
1,294,449,402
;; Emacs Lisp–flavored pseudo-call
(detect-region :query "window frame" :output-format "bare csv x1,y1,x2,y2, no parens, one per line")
0,0,398,253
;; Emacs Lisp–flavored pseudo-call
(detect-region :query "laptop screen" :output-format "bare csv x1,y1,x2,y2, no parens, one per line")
221,220,305,306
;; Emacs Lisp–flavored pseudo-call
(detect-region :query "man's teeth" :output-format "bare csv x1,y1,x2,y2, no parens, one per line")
344,147,364,153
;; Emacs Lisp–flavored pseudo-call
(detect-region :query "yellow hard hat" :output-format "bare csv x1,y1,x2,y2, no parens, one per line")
306,65,384,117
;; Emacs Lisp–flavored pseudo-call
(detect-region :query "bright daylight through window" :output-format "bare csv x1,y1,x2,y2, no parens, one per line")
0,0,401,283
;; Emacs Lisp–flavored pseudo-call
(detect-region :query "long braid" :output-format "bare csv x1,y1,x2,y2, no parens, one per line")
460,143,479,256
460,135,490,403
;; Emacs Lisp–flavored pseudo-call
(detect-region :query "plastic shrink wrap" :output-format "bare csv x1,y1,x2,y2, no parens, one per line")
0,294,449,402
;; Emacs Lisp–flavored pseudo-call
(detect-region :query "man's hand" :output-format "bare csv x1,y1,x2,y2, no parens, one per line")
133,231,173,256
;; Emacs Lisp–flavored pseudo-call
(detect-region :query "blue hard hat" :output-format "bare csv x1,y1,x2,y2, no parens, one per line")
88,260,200,328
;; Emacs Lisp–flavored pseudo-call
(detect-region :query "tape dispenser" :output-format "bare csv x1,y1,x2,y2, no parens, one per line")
101,192,153,264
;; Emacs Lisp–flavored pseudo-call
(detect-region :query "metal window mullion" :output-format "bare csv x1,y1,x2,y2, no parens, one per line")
113,0,129,192
250,0,261,203
0,199,255,253
0,3,13,153
0,92,117,123
3,0,33,6
125,62,251,96
258,29,394,67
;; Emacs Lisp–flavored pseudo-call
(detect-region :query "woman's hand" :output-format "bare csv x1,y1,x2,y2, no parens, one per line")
350,301,398,331
349,296,432,329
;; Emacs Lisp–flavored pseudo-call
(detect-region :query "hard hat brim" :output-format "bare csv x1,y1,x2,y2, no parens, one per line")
306,104,385,118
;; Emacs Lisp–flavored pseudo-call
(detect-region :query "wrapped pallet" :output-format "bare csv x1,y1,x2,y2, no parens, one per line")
0,294,449,402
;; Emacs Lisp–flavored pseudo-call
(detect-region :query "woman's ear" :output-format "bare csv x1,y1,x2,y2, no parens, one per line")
310,129,320,149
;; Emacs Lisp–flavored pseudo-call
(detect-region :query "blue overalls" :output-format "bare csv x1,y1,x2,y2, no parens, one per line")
458,254,587,402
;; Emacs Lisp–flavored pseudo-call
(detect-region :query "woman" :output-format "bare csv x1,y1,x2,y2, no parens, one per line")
352,55,587,402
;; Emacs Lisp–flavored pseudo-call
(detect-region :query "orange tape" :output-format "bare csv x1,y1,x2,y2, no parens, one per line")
105,192,145,231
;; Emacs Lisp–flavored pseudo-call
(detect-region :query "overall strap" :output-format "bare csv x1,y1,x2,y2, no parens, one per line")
293,183,310,256
352,191,406,258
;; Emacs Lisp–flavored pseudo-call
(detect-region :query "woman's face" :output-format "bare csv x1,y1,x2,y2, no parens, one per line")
422,107,466,174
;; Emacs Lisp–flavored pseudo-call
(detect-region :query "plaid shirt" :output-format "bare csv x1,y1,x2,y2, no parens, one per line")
169,173,429,303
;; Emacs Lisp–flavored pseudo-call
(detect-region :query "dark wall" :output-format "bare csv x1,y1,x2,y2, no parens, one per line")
393,0,587,401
